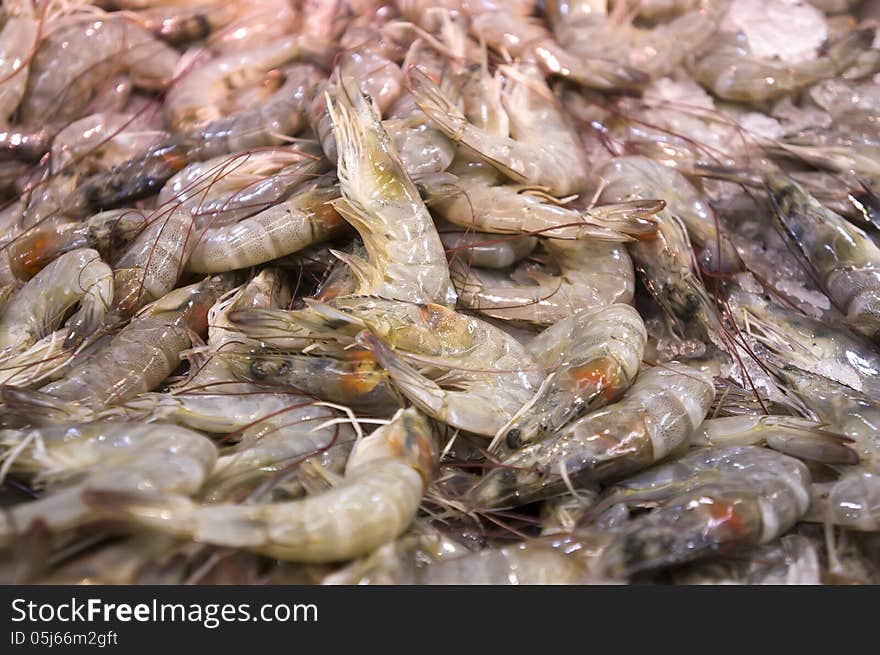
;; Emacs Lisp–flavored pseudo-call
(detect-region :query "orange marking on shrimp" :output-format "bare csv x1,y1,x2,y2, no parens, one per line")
10,233,54,280
339,356,383,396
568,357,621,401
705,497,746,539
160,151,188,172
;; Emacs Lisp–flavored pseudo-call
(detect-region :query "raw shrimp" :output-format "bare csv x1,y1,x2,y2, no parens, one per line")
468,361,716,508
728,285,880,400
1,275,233,418
0,209,150,281
546,0,723,80
776,366,880,469
810,471,880,532
92,407,436,563
497,303,647,450
17,16,180,128
438,223,538,269
165,34,334,130
0,8,39,126
327,82,455,305
359,314,541,436
409,63,591,196
690,415,859,465
156,148,325,227
328,535,592,584
110,204,195,318
0,422,216,546
238,295,544,436
186,181,346,274
50,112,166,176
205,417,357,503
591,446,812,578
421,167,662,242
770,132,880,182
598,156,741,274
766,172,880,341
670,534,822,585
451,238,635,325
234,349,402,416
693,28,873,103
0,248,113,353
62,64,324,216
466,3,648,92
599,160,724,342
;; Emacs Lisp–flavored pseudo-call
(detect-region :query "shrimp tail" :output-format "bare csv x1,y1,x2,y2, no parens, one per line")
407,67,526,185
760,418,860,466
0,332,75,388
584,200,665,239
0,386,94,425
328,246,374,290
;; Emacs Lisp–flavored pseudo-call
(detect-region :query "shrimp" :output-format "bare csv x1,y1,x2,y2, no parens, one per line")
0,209,150,281
546,0,723,80
765,172,880,342
165,34,334,131
327,81,455,305
329,536,592,584
728,284,880,400
590,446,812,578
0,8,39,126
465,2,648,92
693,27,874,103
1,275,233,419
770,131,880,182
62,64,324,217
598,156,742,274
204,418,357,503
185,181,346,274
359,315,542,436
91,407,436,563
233,349,402,417
438,222,538,269
157,148,326,228
670,534,822,585
496,304,647,451
110,204,195,319
420,166,662,242
810,471,880,532
468,361,716,508
409,63,591,197
451,238,635,325
50,111,166,176
598,159,725,342
238,296,544,436
690,416,859,465
0,248,113,353
0,422,216,546
17,16,180,128
13,110,162,227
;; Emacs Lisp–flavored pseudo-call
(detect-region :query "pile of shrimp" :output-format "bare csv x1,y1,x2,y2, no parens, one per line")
1,0,880,585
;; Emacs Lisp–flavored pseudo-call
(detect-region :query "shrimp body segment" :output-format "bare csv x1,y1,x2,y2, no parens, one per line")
94,407,436,563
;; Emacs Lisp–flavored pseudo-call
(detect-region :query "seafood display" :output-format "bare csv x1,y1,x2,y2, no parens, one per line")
2,0,880,586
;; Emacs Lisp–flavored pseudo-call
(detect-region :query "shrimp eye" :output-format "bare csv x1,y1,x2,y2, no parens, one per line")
251,359,269,380
506,428,522,449
277,361,292,375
